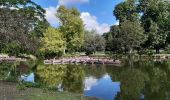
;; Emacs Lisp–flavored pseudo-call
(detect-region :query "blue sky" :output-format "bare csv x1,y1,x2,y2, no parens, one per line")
32,0,124,34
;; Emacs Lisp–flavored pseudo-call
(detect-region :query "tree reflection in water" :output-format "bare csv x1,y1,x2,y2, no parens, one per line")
35,64,85,93
0,62,28,82
62,65,85,93
35,64,67,88
1,61,170,99
115,69,148,100
114,61,170,100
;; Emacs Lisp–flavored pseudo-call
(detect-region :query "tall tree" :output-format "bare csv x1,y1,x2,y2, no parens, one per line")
0,0,48,55
165,2,170,46
84,30,106,55
139,0,170,53
57,6,84,53
116,20,145,53
114,0,139,23
40,27,66,58
104,25,123,53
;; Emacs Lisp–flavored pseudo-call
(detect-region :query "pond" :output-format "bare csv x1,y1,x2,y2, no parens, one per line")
1,60,170,100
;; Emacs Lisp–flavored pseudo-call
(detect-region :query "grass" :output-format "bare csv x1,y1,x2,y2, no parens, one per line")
15,90,99,100
0,81,99,100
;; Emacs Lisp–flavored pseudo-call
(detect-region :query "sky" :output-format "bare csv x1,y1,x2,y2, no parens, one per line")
32,0,124,34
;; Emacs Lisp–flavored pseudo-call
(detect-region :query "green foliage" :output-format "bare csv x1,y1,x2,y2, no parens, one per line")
16,84,26,90
116,69,148,100
139,0,170,52
84,30,106,55
119,20,146,52
114,0,139,22
57,6,84,52
105,21,145,54
107,0,170,54
0,62,14,80
62,65,85,93
1,41,21,56
104,26,123,53
35,64,67,88
40,27,66,58
0,0,48,55
22,82,41,88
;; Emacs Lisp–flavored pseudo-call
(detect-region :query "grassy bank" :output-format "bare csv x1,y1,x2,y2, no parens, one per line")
0,81,99,100
15,90,99,100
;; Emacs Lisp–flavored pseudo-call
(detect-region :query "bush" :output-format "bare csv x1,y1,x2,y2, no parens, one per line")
16,84,26,90
23,82,41,88
85,50,93,55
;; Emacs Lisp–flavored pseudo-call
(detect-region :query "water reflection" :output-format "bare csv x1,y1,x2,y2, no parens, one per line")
35,64,67,87
84,74,120,100
84,76,98,91
62,65,85,93
115,69,148,100
21,73,35,83
1,61,170,100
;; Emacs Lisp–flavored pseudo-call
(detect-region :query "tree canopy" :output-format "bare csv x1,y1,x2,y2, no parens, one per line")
105,0,170,54
57,6,84,53
0,0,48,55
40,27,65,58
84,30,106,55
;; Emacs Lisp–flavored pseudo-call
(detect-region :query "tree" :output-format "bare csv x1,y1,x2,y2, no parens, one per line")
165,2,170,47
106,21,145,54
57,6,84,53
104,25,123,53
139,0,170,53
112,0,169,54
84,30,106,55
0,0,48,55
40,27,66,58
114,0,139,23
111,0,146,54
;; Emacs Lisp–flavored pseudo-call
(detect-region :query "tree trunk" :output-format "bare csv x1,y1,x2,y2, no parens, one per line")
156,48,160,54
129,48,133,54
128,48,134,68
63,49,66,55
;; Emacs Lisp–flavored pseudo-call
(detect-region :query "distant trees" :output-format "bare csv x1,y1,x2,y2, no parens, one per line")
105,0,170,54
84,30,106,55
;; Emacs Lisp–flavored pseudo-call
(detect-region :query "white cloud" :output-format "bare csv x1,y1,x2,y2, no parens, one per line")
114,21,119,25
58,0,89,5
80,12,110,34
103,74,110,79
45,6,59,27
45,7,111,34
84,77,98,91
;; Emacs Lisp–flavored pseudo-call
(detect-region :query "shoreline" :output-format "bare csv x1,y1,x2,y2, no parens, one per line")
44,56,121,65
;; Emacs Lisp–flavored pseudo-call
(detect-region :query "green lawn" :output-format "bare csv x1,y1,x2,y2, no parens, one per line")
15,89,99,100
0,81,99,100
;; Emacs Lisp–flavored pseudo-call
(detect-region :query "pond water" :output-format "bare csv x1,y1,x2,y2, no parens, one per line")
1,61,170,100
